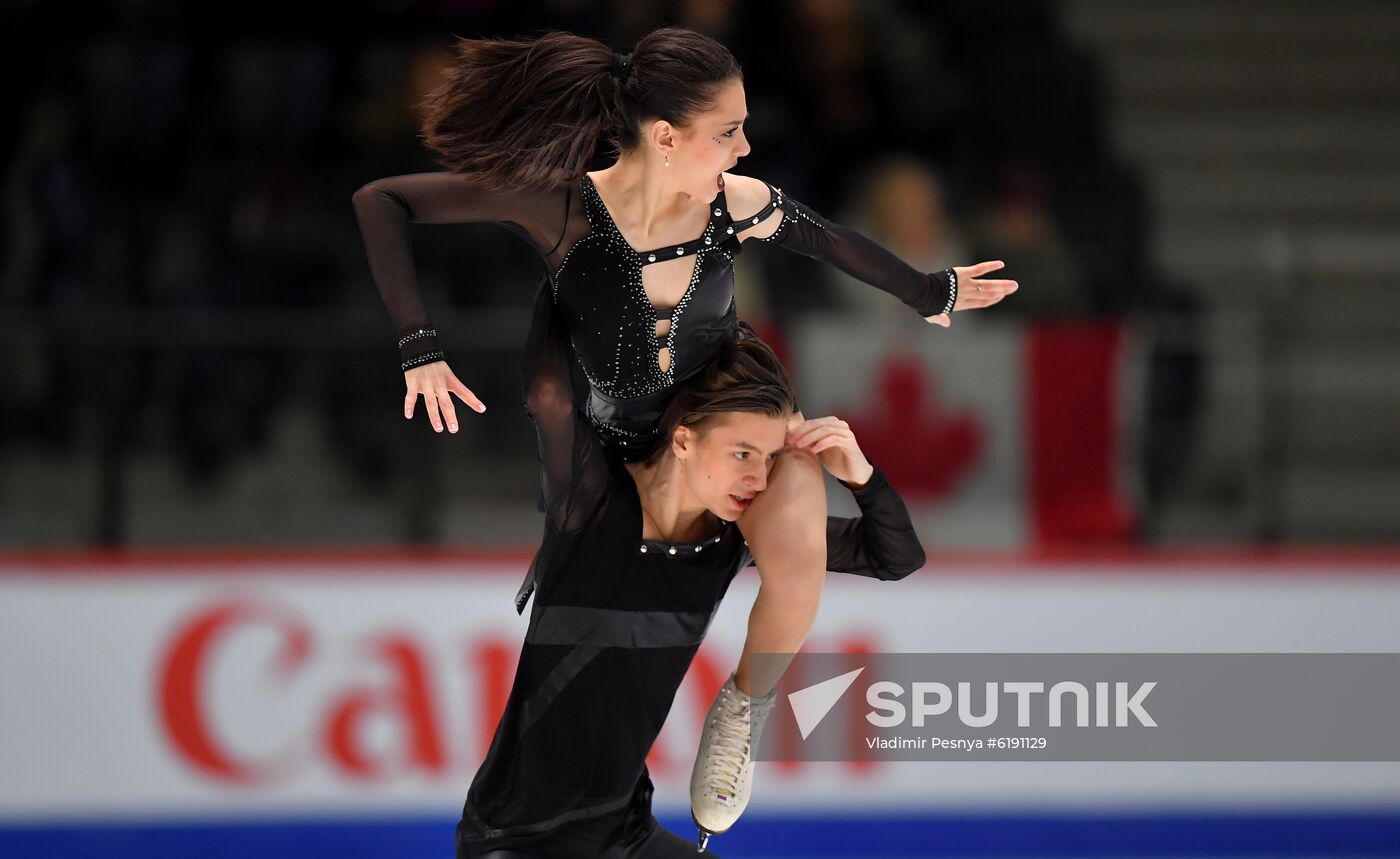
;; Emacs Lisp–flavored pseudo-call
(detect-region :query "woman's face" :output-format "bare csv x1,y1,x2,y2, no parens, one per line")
668,78,751,202
675,410,787,520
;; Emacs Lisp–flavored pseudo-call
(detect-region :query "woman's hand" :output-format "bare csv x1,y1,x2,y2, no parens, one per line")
786,416,875,489
404,361,485,433
924,260,1019,327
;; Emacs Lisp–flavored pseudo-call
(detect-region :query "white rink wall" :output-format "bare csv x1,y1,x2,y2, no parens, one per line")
4,553,1400,824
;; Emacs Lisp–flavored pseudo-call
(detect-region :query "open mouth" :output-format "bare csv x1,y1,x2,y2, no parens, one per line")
729,493,753,512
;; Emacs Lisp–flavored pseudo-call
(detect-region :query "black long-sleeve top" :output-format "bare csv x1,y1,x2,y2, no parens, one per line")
352,171,955,458
454,284,927,857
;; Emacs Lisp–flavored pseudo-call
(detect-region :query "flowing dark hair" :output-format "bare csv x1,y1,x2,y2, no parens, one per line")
645,332,797,464
418,27,742,192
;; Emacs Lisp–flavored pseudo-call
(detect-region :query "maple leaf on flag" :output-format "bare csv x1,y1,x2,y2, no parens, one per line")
838,355,984,500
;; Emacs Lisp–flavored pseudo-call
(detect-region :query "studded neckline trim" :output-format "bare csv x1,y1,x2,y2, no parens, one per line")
581,173,737,266
637,519,734,557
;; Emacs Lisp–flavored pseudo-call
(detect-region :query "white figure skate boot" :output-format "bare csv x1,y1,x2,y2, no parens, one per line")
690,671,778,851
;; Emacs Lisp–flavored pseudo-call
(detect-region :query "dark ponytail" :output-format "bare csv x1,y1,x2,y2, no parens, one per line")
418,27,741,193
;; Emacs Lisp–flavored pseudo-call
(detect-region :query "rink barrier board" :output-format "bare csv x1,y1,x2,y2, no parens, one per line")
5,551,1398,857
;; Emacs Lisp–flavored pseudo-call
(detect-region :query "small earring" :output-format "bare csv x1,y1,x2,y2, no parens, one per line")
664,154,670,167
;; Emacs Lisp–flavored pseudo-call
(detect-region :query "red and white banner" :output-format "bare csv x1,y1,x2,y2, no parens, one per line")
4,553,1400,822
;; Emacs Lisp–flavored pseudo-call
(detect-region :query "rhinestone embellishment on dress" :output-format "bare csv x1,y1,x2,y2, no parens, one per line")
564,174,769,403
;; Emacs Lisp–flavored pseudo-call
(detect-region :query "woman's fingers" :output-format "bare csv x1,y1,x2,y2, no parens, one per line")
955,279,1018,311
438,391,459,433
961,292,1009,308
403,362,486,432
449,374,487,413
969,279,1018,298
425,393,444,432
929,263,1017,323
405,386,469,432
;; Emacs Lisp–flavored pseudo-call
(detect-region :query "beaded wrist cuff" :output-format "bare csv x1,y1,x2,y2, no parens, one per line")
401,349,446,372
937,268,957,316
398,327,437,348
398,328,441,364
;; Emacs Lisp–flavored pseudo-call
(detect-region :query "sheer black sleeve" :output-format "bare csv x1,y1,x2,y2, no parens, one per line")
520,280,611,536
350,172,574,364
747,182,957,319
825,464,927,581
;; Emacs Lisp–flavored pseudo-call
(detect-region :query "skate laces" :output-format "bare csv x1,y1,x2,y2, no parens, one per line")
701,692,751,794
701,684,777,795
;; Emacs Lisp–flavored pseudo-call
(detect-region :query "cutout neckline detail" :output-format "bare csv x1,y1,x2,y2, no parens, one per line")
582,173,731,266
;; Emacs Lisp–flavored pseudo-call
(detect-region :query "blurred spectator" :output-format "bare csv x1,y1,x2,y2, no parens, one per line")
827,154,970,328
968,161,1091,320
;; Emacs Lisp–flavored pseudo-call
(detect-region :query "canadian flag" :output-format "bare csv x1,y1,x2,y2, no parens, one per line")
781,313,1139,550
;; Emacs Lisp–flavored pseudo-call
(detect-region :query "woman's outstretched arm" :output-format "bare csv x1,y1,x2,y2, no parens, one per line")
722,173,1017,326
350,172,571,431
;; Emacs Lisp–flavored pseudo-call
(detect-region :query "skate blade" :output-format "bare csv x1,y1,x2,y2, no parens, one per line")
691,812,720,853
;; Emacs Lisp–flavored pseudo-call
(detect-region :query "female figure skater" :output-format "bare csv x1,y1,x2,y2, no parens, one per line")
351,26,1017,842
454,282,924,857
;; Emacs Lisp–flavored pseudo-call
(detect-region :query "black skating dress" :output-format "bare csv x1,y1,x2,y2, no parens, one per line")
352,170,954,613
450,283,926,858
